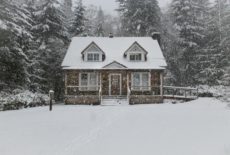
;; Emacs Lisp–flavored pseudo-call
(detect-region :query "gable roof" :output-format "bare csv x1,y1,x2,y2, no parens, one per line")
124,41,148,55
81,41,105,54
103,61,127,69
62,37,167,70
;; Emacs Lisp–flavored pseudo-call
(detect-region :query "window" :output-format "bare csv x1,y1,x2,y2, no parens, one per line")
131,72,150,91
80,73,98,91
87,53,100,61
129,53,142,61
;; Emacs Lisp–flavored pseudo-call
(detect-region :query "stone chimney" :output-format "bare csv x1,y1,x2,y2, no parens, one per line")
152,32,161,46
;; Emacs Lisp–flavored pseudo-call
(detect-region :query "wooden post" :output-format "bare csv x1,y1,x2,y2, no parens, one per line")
64,71,67,95
49,90,54,111
100,72,102,91
160,72,163,97
127,73,129,92
197,88,199,99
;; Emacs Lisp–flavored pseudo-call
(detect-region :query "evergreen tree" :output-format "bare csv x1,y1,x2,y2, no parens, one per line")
70,0,86,36
117,0,161,36
171,0,206,86
161,6,183,85
196,0,224,85
95,7,105,36
220,1,230,85
0,0,33,89
32,0,68,98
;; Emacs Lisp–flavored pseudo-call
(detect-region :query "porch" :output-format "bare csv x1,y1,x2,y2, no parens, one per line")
64,70,198,105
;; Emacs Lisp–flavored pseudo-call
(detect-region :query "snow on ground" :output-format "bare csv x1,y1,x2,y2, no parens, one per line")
0,98,230,155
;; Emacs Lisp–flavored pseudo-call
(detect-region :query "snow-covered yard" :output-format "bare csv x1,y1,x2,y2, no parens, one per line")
0,98,230,155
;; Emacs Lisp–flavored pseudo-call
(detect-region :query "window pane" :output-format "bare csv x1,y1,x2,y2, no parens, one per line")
130,54,142,61
94,54,99,61
133,73,141,90
136,54,142,60
89,73,97,90
130,55,135,61
87,54,93,61
81,73,88,91
142,73,149,90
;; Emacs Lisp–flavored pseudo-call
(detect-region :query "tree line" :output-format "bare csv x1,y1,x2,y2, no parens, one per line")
0,0,229,99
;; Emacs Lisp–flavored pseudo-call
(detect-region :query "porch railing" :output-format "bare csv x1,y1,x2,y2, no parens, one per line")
163,86,198,99
129,85,198,99
127,87,131,101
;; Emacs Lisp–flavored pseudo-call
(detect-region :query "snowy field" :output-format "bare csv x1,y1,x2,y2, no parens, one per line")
0,98,230,155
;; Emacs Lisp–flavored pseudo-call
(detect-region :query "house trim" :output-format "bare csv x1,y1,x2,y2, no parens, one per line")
103,61,127,69
81,42,105,62
109,73,122,96
81,41,105,54
124,41,148,55
79,72,99,91
131,72,151,91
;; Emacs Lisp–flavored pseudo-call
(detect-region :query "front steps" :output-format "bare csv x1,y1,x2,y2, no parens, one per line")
101,96,129,106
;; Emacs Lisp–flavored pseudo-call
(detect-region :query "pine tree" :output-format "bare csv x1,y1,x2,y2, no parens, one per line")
95,7,105,36
0,0,33,89
161,6,183,85
70,0,86,36
198,0,230,85
31,0,68,98
116,0,161,36
171,0,206,86
220,1,230,85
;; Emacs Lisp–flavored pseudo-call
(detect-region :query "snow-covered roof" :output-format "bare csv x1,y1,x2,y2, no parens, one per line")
62,37,167,70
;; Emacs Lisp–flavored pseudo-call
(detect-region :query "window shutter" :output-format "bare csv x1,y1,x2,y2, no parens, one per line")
102,54,106,61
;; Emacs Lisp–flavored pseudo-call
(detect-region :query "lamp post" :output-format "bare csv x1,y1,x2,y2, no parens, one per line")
49,90,54,111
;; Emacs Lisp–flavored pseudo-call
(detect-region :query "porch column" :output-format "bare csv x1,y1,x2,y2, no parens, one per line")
127,73,129,92
160,71,163,97
100,72,102,91
64,71,67,95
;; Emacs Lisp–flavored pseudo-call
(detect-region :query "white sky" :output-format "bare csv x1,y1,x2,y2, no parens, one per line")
75,0,171,14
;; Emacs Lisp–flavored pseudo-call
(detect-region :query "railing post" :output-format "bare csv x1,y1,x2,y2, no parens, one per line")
65,71,67,95
197,88,199,99
160,72,163,97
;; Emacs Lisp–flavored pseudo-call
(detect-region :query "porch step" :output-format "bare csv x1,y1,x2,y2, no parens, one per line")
102,96,127,100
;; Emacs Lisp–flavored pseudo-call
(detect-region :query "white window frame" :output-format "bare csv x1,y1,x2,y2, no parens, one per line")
131,72,151,91
109,73,122,96
86,52,100,62
79,72,99,91
129,53,142,61
128,52,145,61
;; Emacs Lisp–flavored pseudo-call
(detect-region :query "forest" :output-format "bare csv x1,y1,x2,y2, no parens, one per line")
0,0,229,102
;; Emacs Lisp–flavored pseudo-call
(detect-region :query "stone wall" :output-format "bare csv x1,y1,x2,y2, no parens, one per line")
65,95,100,105
130,95,163,104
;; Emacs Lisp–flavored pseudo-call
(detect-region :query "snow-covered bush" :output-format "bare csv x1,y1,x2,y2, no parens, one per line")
198,85,230,102
0,90,49,111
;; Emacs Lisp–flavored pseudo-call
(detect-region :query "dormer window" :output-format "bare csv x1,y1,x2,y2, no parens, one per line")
124,42,148,62
87,53,100,61
81,42,106,62
130,53,142,61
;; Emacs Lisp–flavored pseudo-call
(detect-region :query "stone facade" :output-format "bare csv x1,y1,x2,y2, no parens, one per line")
64,69,164,105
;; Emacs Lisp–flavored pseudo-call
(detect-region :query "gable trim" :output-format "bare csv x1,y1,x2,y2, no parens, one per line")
81,41,105,55
103,61,127,69
124,41,148,55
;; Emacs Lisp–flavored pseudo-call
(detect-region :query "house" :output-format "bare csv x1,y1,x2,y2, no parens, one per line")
61,37,167,105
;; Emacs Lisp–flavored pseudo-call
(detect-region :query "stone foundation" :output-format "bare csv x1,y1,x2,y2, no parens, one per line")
65,95,100,105
129,95,163,105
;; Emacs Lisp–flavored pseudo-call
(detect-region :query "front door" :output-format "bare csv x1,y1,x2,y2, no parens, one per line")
109,74,121,96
